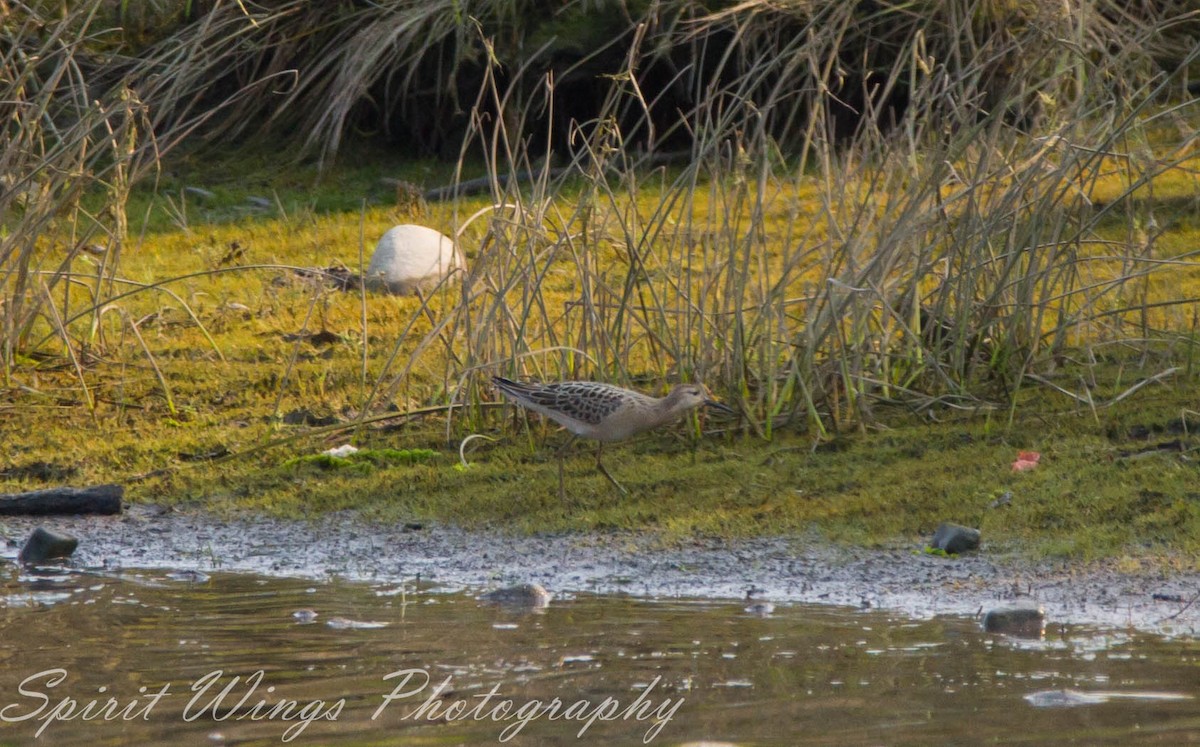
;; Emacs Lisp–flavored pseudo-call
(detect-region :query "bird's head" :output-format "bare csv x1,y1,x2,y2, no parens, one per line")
670,384,736,415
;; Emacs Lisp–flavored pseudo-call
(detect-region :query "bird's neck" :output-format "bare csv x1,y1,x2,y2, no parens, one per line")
655,391,690,425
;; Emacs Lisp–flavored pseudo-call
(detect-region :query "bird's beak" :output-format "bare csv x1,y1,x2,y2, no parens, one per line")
704,399,737,416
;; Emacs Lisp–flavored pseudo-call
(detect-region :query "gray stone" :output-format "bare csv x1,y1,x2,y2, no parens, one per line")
931,522,981,554
479,583,552,608
18,527,78,564
983,604,1046,637
166,570,210,583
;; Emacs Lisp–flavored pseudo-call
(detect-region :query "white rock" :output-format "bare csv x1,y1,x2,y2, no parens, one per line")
365,224,464,295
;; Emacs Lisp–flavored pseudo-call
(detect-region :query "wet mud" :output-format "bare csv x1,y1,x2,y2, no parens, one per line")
3,505,1198,634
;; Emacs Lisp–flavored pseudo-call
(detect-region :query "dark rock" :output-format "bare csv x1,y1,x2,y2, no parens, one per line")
18,527,78,564
931,523,981,554
1152,593,1186,603
983,604,1046,637
479,583,552,609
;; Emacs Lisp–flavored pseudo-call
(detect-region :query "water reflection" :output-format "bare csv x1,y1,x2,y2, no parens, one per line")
0,566,1198,745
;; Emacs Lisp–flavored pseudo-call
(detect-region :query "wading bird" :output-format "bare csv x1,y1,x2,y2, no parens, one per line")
491,376,735,499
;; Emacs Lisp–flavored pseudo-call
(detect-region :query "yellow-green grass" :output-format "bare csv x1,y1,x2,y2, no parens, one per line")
3,135,1200,562
4,360,1198,564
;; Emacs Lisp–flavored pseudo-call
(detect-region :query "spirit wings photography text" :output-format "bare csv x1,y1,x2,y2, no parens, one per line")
1,667,685,743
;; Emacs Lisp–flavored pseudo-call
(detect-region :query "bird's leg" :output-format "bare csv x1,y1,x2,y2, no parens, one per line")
595,442,628,495
553,435,577,501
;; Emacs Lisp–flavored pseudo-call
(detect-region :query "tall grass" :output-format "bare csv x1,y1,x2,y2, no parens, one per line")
2,1,145,383
428,0,1200,435
3,0,1199,441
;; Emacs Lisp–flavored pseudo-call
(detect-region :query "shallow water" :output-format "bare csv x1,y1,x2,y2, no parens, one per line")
1,567,1198,746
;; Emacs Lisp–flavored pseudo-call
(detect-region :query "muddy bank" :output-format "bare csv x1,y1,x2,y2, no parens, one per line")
2,505,1197,634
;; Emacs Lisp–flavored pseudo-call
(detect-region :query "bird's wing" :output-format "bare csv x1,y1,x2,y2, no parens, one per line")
493,378,627,426
538,382,627,425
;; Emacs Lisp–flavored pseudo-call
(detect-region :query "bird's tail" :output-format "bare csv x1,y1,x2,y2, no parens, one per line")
491,376,535,400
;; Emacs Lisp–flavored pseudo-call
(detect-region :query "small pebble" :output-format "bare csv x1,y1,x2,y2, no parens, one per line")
166,570,210,583
326,617,388,630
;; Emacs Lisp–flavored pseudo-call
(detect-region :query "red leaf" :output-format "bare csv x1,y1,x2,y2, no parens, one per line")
1012,451,1041,472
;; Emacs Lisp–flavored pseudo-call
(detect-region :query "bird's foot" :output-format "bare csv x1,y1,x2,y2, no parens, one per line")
596,460,628,495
